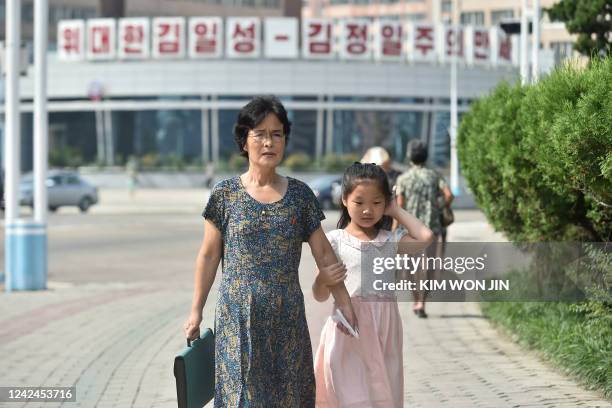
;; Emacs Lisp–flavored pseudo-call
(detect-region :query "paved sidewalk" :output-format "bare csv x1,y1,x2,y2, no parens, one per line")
0,189,609,407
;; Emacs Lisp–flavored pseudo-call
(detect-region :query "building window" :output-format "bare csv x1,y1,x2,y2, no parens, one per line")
441,0,452,13
551,41,574,64
49,6,97,25
329,0,349,5
407,13,426,21
23,4,34,23
460,11,484,25
491,9,514,25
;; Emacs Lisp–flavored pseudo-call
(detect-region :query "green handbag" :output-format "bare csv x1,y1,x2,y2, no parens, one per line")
174,328,215,408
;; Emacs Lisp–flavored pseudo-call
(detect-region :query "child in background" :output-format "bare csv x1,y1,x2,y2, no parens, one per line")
313,162,433,408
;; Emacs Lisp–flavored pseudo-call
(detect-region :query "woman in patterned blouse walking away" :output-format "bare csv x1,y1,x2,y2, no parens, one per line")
395,139,454,318
183,95,358,407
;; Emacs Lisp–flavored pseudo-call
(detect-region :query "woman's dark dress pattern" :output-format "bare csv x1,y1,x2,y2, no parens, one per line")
203,176,324,407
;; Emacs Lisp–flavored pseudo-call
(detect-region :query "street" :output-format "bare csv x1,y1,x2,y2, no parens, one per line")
0,189,609,407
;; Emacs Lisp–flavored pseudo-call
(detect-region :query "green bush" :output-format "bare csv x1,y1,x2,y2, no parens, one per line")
139,153,160,170
482,300,612,399
458,57,612,242
319,154,361,172
283,152,312,171
459,58,612,292
228,153,247,172
457,82,533,241
49,145,83,168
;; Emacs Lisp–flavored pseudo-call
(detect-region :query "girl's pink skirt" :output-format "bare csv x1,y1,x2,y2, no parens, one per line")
314,296,404,408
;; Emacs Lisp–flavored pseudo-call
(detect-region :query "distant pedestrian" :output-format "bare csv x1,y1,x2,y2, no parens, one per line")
360,146,402,230
313,162,433,407
395,139,454,318
204,162,215,189
183,95,357,407
360,146,401,192
126,156,139,199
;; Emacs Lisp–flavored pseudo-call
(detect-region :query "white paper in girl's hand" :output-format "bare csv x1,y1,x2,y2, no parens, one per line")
332,309,359,338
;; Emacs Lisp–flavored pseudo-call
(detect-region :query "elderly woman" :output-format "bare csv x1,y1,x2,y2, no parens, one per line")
183,96,357,407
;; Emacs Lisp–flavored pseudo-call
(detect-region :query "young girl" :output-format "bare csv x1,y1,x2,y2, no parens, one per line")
313,162,434,408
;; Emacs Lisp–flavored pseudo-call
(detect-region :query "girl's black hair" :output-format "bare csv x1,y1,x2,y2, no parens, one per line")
233,95,292,158
337,162,393,230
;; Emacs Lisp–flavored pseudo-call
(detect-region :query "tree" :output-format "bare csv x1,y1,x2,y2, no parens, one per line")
547,0,612,57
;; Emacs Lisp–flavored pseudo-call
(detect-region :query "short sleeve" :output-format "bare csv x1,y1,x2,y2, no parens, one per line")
438,175,449,190
325,230,340,256
202,182,226,234
394,173,406,196
300,182,326,242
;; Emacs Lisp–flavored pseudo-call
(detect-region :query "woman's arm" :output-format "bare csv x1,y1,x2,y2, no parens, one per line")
308,227,359,335
442,185,454,205
312,262,347,302
184,220,223,340
312,269,331,302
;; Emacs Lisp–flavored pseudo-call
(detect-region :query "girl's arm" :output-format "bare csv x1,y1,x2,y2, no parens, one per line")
308,227,359,336
184,220,223,340
385,199,434,254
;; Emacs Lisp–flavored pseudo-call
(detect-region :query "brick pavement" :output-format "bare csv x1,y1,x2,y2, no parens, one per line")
0,189,609,407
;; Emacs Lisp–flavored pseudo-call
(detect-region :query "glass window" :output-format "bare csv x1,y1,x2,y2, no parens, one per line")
460,11,484,25
66,175,80,185
551,41,574,64
441,0,452,13
23,4,34,23
491,9,514,25
407,13,426,21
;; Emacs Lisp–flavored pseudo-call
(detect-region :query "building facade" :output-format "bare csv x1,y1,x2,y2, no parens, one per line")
1,2,528,173
304,0,579,64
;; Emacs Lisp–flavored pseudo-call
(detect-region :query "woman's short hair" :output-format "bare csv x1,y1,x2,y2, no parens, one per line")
407,139,428,165
233,95,292,158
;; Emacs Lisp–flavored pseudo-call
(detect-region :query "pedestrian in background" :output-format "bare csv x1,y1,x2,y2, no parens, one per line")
395,139,454,318
126,156,139,199
360,146,401,193
360,146,402,231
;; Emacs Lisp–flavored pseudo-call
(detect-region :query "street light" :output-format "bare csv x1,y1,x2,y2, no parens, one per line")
449,0,461,197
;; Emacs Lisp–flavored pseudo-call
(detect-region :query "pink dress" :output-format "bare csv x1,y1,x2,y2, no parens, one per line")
314,229,404,408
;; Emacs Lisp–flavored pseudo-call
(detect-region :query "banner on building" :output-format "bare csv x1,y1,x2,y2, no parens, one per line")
57,17,518,68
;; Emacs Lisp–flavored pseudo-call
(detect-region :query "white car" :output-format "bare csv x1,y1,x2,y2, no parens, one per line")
20,171,99,213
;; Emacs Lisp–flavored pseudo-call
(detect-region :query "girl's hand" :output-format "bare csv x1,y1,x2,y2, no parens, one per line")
317,262,347,287
335,301,359,337
183,312,202,341
384,197,400,218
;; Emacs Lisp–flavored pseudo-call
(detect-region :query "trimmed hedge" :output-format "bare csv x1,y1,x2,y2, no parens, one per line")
460,58,612,399
458,58,612,243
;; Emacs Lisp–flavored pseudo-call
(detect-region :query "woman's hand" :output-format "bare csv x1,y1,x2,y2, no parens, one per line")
317,262,347,287
183,312,203,341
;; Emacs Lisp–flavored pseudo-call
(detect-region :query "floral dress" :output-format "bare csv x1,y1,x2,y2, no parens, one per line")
202,175,324,407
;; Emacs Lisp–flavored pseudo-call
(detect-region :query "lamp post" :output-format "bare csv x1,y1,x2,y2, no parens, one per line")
4,0,49,292
449,0,461,196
